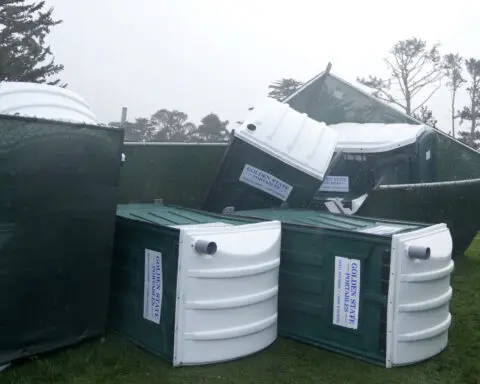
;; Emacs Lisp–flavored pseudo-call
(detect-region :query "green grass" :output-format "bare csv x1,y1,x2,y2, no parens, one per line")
2,251,480,384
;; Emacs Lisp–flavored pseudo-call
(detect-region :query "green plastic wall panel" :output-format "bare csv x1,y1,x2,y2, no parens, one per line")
203,138,322,213
227,209,425,365
356,179,480,256
118,143,227,207
109,219,180,363
277,226,390,365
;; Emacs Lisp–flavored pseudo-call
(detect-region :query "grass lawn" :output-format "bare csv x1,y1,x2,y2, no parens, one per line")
2,249,480,384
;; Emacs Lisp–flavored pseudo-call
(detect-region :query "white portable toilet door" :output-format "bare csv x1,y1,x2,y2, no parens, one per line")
386,223,454,368
172,220,282,367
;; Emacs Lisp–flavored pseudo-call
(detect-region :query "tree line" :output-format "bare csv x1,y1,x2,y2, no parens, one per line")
109,111,229,143
2,2,480,148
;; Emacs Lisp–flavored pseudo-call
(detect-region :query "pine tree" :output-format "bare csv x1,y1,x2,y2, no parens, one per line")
458,58,480,149
357,37,443,116
195,113,229,142
0,0,64,85
268,78,303,101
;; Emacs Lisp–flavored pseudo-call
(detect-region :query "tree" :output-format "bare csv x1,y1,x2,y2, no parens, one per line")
357,37,443,116
110,118,156,142
150,109,196,142
0,0,64,85
268,78,303,101
457,58,480,149
413,105,437,128
194,113,229,142
442,53,465,138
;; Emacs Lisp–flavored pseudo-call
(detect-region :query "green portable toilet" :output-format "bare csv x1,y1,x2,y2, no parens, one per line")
225,208,454,367
203,97,338,213
109,203,282,366
315,123,437,212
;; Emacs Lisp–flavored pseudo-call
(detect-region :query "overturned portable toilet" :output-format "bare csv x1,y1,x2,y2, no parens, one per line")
314,123,436,213
203,97,338,213
0,81,99,124
0,82,124,367
223,208,454,367
109,203,281,366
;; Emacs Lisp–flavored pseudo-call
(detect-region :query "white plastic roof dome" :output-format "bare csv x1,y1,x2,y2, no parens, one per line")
234,97,338,180
330,123,432,153
0,81,99,125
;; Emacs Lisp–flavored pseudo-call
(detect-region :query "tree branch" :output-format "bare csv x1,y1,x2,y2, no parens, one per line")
409,69,442,91
408,54,428,79
411,85,441,114
375,89,407,110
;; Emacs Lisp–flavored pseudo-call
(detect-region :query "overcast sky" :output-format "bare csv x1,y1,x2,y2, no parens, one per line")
45,0,480,133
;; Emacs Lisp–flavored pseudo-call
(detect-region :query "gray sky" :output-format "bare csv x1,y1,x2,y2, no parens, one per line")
45,0,480,133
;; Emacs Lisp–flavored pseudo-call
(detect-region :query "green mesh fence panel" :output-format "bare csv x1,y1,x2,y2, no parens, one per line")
0,114,124,365
356,179,480,256
119,143,227,208
435,134,480,181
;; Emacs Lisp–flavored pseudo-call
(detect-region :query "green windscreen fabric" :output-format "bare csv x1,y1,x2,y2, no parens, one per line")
118,143,227,207
356,179,480,255
435,134,480,181
0,114,124,365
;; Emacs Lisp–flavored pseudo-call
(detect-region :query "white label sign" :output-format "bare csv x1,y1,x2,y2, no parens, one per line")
319,176,350,193
239,164,293,201
358,225,404,235
143,249,163,324
333,256,361,330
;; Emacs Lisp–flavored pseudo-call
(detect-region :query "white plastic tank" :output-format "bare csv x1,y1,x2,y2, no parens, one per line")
0,81,98,124
173,220,281,366
387,223,454,367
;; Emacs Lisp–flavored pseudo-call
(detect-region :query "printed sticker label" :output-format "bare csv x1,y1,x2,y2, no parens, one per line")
239,164,293,201
319,176,350,193
143,249,163,324
358,225,404,235
333,256,361,330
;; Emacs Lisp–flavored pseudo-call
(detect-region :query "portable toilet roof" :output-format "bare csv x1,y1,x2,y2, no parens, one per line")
234,97,338,181
331,123,433,153
0,81,99,125
110,203,282,367
203,97,338,213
